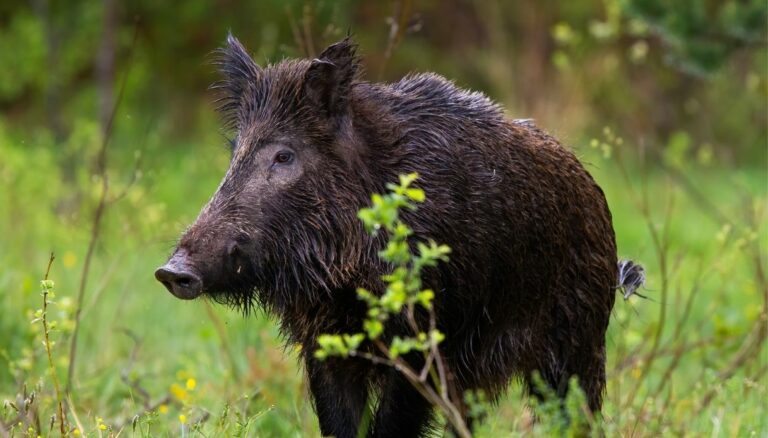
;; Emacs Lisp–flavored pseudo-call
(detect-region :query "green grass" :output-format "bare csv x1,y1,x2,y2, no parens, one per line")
1,120,765,436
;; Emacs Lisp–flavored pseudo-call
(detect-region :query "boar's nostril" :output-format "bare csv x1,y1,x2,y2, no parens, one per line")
154,265,203,300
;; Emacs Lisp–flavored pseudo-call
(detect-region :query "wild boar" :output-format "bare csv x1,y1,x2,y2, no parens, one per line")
155,35,644,437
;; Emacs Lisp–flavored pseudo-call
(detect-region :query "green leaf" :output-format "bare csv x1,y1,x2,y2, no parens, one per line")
356,287,378,306
398,173,419,188
317,334,349,357
364,319,384,339
389,336,417,359
430,330,446,345
393,222,412,239
380,240,411,265
343,333,365,351
404,188,425,203
357,208,377,232
416,289,435,308
381,280,406,312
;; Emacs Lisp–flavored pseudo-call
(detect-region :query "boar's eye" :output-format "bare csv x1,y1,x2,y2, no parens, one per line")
272,150,294,165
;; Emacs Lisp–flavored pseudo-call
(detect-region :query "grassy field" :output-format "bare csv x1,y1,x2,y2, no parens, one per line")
0,114,766,437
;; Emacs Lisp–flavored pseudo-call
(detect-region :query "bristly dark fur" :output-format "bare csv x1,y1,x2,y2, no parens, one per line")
304,37,360,117
210,33,262,131
165,35,644,438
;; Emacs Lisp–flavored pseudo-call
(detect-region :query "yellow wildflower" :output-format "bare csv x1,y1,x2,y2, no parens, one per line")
170,383,189,401
63,251,77,268
185,378,196,391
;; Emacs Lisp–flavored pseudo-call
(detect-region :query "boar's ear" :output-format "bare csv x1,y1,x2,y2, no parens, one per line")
212,33,261,129
303,38,359,117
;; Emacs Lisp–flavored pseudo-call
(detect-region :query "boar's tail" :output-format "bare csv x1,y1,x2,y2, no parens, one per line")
617,259,646,300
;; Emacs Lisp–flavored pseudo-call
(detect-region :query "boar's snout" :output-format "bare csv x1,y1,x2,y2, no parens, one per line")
155,250,203,300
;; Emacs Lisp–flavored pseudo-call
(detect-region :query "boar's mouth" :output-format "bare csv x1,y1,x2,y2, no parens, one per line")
155,246,264,313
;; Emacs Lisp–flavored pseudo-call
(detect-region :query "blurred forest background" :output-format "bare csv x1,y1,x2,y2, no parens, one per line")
1,0,766,436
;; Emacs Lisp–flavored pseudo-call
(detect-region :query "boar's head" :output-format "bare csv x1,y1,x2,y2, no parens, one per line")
155,35,372,313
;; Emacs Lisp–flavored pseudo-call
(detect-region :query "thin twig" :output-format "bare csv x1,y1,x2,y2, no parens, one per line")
695,319,766,414
427,309,449,401
368,339,470,437
615,335,736,372
118,329,151,407
66,394,85,437
108,146,144,204
66,19,140,394
112,395,174,431
646,268,706,402
418,350,434,382
649,382,676,437
379,0,413,80
301,4,316,58
286,6,307,57
350,350,394,368
203,300,241,382
694,238,767,414
660,159,733,226
1,386,36,436
39,253,66,436
613,142,673,411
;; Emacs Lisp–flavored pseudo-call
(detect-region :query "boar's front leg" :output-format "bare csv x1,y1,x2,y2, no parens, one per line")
371,369,433,437
306,356,369,438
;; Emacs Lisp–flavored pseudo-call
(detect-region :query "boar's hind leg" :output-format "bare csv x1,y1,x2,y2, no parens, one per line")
306,356,369,438
524,346,607,414
371,369,433,438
